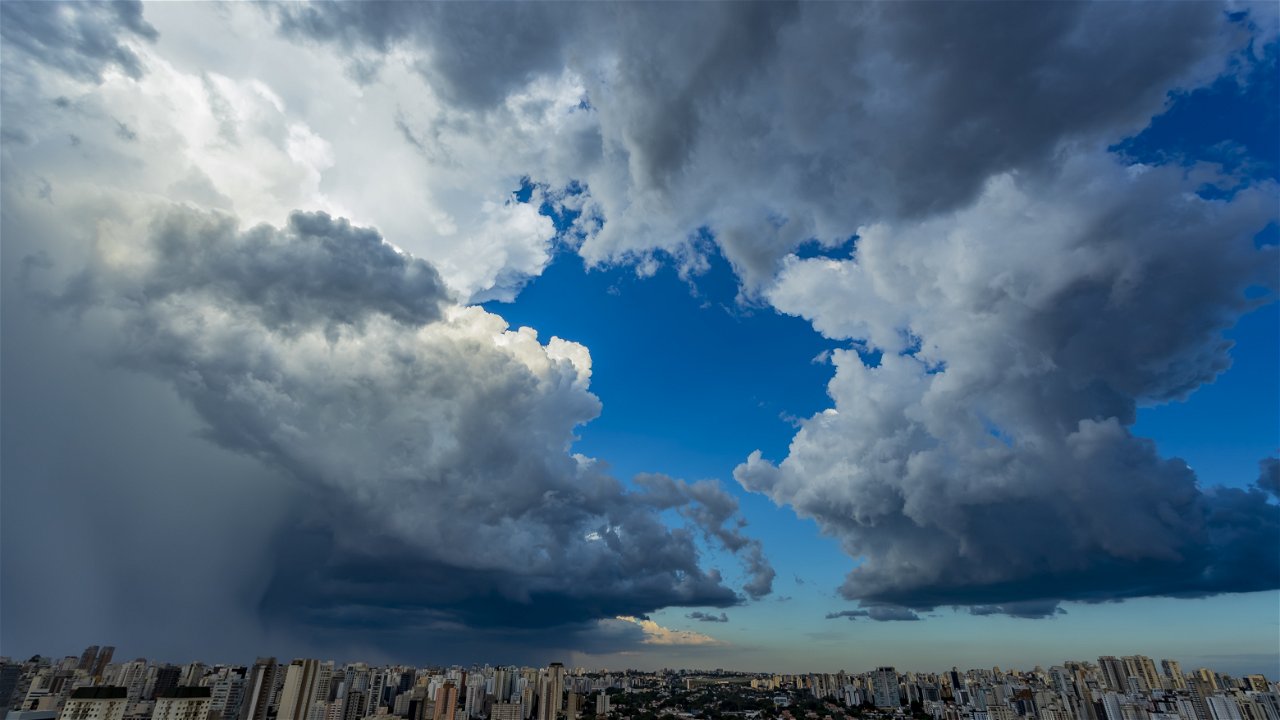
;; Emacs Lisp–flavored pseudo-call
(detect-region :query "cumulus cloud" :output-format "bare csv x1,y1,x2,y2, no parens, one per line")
687,611,729,623
738,152,1279,615
37,203,777,638
614,616,724,646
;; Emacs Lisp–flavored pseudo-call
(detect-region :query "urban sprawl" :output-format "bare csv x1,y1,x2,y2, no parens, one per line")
3,647,1277,720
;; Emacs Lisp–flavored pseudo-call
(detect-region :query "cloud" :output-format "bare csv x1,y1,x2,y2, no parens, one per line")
269,2,1244,290
633,473,776,600
1258,457,1280,498
825,607,920,622
8,196,768,653
687,611,729,623
738,151,1280,616
0,1,158,82
614,616,724,646
968,601,1066,619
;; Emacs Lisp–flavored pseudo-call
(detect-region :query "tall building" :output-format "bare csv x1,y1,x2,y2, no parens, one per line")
873,668,899,708
432,684,457,720
78,648,100,674
594,694,608,718
240,659,279,720
91,649,115,681
60,687,128,720
1162,661,1187,691
343,692,367,720
0,664,24,712
537,665,564,720
152,668,182,702
277,660,323,720
153,688,212,720
210,673,245,720
1098,658,1128,694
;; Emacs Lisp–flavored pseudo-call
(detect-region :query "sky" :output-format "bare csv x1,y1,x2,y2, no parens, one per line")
1,1,1278,677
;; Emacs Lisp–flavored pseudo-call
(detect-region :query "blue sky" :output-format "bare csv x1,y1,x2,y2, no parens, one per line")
1,1,1277,675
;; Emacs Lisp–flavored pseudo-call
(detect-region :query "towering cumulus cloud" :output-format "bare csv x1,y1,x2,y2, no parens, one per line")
56,204,774,638
739,154,1279,616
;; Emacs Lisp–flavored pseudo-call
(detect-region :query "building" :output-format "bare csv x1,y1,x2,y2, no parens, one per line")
153,688,212,720
91,650,116,682
431,685,456,720
151,668,182,703
537,665,564,720
277,661,323,720
873,667,899,708
60,687,128,720
1162,662,1186,691
240,660,278,720
492,704,522,720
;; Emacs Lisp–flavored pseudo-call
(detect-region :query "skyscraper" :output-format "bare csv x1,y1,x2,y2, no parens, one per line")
873,667,899,708
277,660,323,720
78,648,100,674
91,648,115,681
1162,661,1187,691
431,684,457,720
240,660,278,720
152,668,182,702
1098,658,1128,694
537,664,564,720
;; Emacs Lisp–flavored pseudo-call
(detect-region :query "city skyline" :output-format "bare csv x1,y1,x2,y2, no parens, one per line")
2,1,1278,675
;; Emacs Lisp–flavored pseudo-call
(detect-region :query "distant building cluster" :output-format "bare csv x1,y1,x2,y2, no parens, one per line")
776,658,1278,720
0,647,1275,720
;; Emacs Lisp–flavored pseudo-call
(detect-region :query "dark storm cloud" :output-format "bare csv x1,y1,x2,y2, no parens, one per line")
44,204,766,645
0,1,157,82
686,612,729,623
271,1,1235,286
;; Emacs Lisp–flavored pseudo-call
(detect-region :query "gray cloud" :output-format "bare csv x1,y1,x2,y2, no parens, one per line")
271,2,1240,288
1259,457,1280,498
968,601,1065,619
825,607,920,623
0,1,158,82
739,152,1280,616
633,473,776,600
686,611,729,623
30,203,767,650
